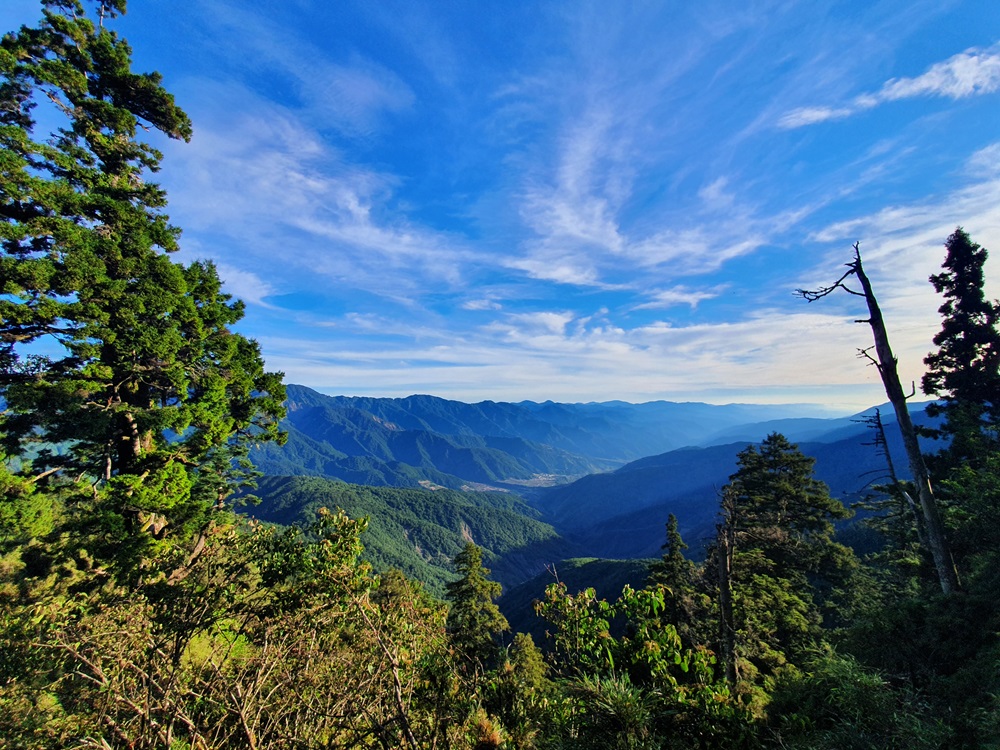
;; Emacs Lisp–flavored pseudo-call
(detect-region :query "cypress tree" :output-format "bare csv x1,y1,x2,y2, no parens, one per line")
446,542,509,673
0,1,285,574
922,227,1000,468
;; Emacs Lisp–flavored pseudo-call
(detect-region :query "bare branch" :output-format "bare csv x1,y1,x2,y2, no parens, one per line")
796,242,868,301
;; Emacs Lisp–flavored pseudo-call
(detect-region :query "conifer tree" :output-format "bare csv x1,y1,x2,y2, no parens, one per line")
648,513,702,641
726,433,850,570
922,227,1000,468
716,433,854,679
649,513,692,589
445,542,509,673
0,1,285,572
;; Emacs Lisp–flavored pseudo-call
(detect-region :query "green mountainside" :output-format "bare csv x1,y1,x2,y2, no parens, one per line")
247,391,944,587
251,389,616,491
247,476,576,594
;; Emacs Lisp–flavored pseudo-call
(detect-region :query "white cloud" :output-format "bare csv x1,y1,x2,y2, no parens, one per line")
506,254,604,287
262,303,888,409
462,298,502,311
162,82,473,298
878,45,1000,100
698,177,735,210
777,106,855,128
801,170,1000,395
200,0,413,135
779,42,1000,129
634,286,722,310
496,311,576,338
967,142,1000,177
214,263,275,307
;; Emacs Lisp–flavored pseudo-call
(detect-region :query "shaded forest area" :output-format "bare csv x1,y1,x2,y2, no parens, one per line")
3,2,1000,748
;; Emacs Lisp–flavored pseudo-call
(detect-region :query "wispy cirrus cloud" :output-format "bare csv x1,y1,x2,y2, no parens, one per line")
198,0,414,135
163,82,473,300
214,263,276,308
507,100,772,291
634,286,724,310
798,158,1000,381
461,298,503,312
261,303,883,407
780,42,1000,128
86,0,1000,408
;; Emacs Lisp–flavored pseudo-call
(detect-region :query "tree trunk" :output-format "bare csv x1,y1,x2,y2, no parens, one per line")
852,251,959,594
716,491,739,684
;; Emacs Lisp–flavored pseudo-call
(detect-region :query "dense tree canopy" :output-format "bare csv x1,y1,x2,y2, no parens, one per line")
446,542,509,673
714,434,855,686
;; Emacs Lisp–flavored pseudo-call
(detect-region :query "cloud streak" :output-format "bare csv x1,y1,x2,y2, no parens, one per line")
780,43,1000,128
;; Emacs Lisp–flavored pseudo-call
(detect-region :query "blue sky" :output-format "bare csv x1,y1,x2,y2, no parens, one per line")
4,1,1000,410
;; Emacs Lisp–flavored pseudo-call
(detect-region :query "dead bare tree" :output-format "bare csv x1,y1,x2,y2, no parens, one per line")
716,488,739,685
797,243,959,595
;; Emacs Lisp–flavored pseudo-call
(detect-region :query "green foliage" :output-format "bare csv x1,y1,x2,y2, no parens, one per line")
717,434,857,683
922,227,1000,468
648,514,692,589
647,513,703,644
0,0,285,582
501,557,655,645
767,650,951,750
827,230,1000,749
535,583,618,677
487,632,555,748
446,542,509,673
535,581,752,748
0,508,481,749
726,433,851,569
248,474,564,594
0,456,58,543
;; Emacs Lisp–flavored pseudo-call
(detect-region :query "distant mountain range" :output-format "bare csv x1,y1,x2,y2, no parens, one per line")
246,384,940,591
250,385,848,491
535,405,940,560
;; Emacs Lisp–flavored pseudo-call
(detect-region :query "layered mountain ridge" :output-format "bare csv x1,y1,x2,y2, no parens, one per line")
247,384,937,591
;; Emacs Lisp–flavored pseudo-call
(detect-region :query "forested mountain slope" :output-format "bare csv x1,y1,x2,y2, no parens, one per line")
535,403,941,559
249,388,941,567
250,385,617,490
247,476,577,593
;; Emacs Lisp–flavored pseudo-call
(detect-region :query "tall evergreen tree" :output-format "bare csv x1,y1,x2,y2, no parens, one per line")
648,513,702,642
0,1,285,572
715,433,854,680
922,227,1000,468
726,433,851,572
445,542,509,673
648,513,692,589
